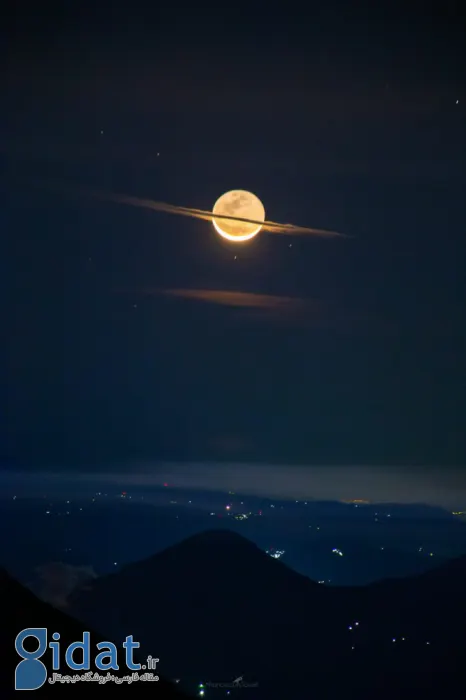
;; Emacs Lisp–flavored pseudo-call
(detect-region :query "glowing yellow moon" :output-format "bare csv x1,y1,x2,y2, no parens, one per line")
212,190,265,242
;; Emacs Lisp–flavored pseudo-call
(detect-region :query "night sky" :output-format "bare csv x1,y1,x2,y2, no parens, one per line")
2,4,465,475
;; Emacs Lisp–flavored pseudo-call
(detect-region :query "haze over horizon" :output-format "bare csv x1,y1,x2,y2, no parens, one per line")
2,462,465,509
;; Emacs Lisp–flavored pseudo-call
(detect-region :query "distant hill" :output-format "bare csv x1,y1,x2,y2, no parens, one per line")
0,568,191,698
69,529,466,698
71,529,339,691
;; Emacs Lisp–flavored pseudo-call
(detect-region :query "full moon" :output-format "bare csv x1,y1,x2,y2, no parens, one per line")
212,190,265,242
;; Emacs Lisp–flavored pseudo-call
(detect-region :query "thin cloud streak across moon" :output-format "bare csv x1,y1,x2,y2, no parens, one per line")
46,182,345,239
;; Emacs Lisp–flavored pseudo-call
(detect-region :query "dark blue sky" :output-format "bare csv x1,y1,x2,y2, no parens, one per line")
2,3,465,470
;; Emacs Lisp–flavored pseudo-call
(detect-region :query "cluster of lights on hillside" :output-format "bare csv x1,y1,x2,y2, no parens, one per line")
266,548,285,559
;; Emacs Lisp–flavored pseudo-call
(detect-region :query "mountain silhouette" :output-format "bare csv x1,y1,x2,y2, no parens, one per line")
69,529,466,699
0,568,191,698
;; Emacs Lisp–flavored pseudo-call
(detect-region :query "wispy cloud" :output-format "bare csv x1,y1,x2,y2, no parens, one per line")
161,288,312,311
120,286,381,331
115,285,394,334
157,288,375,330
35,181,344,238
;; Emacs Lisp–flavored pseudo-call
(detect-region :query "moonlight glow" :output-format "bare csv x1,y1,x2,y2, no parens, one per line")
212,190,265,242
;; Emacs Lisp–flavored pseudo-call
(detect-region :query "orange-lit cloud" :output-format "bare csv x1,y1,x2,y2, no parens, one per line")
38,181,344,239
161,288,312,311
125,287,374,330
116,286,391,332
156,288,392,332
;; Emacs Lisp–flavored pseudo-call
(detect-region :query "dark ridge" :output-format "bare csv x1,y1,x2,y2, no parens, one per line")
369,553,466,590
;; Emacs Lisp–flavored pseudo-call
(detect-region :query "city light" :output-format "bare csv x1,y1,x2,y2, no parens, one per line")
266,548,285,559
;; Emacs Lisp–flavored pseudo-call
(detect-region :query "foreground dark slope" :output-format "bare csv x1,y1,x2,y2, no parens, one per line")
0,568,191,699
70,529,466,699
